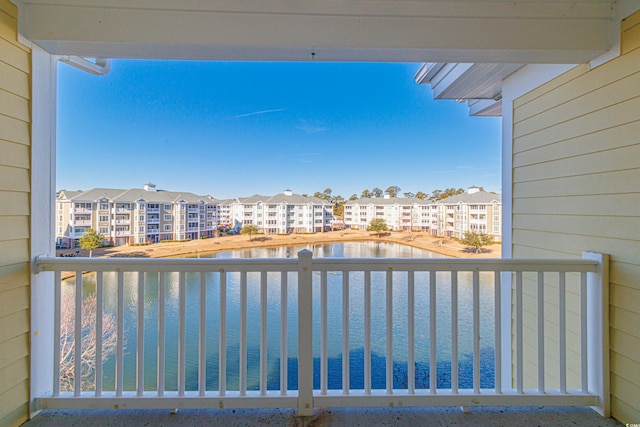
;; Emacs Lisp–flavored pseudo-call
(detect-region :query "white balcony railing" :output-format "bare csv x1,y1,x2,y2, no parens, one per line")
33,252,609,417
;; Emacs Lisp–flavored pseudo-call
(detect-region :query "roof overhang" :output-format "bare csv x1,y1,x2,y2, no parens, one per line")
415,62,527,116
15,0,613,63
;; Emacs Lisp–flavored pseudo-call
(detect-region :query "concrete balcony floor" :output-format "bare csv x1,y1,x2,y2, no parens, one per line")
23,406,622,426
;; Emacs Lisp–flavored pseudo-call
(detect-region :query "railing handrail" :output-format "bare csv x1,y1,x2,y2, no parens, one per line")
34,250,609,417
35,255,599,274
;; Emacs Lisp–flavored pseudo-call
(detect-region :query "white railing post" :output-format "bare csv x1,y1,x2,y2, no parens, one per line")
583,252,610,417
297,250,314,416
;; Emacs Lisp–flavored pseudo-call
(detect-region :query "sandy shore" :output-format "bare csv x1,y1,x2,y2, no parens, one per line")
60,230,501,259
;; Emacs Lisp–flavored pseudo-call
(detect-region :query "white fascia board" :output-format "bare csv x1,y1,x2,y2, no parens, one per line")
430,63,474,99
468,99,502,117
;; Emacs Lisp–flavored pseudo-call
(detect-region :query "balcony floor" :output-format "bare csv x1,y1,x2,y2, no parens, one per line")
23,406,622,426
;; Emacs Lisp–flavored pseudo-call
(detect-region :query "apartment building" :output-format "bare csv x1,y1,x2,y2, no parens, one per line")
344,196,431,232
56,183,220,247
224,189,334,234
429,187,501,240
344,187,501,241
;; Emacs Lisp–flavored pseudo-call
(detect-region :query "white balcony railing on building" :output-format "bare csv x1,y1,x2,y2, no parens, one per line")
73,220,92,227
115,220,130,225
34,252,609,417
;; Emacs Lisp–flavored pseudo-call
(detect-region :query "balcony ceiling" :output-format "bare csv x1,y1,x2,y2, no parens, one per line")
15,0,614,63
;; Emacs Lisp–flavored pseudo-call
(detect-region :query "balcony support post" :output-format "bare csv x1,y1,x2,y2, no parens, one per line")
297,250,314,416
583,252,610,417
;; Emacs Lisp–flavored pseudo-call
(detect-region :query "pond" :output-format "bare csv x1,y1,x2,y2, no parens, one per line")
63,241,495,392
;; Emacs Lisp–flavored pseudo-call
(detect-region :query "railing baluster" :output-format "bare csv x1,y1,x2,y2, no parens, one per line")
473,270,480,394
320,270,328,395
280,271,288,396
199,272,207,396
74,271,82,396
408,271,415,394
516,271,523,394
494,272,501,394
429,270,436,394
178,271,186,396
581,271,588,394
451,271,458,394
136,272,145,397
559,272,567,394
116,271,124,397
158,273,165,397
95,272,103,397
53,271,61,397
343,271,350,395
219,270,227,396
260,271,267,396
537,271,545,393
240,271,247,396
386,268,393,394
364,270,371,395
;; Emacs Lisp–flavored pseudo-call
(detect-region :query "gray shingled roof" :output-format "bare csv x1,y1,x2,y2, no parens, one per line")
346,197,430,206
62,187,219,204
232,193,330,205
436,191,501,204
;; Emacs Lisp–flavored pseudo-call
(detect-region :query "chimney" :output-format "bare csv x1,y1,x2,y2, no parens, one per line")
284,189,293,196
383,194,391,199
144,183,157,192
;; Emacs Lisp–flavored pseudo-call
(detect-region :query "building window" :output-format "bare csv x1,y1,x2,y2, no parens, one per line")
99,227,108,234
100,203,109,210
164,204,171,210
164,214,172,221
164,224,172,231
99,215,109,222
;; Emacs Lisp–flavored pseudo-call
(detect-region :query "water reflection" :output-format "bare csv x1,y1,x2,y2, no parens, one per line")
63,242,494,392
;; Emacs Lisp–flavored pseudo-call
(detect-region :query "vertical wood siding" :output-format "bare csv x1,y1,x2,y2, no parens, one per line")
0,1,31,426
512,9,640,424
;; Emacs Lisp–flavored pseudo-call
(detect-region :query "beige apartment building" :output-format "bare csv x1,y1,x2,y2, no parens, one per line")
345,187,501,241
224,190,334,234
429,186,502,240
55,183,219,247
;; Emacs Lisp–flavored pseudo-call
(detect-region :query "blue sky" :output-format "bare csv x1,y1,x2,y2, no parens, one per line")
57,60,501,199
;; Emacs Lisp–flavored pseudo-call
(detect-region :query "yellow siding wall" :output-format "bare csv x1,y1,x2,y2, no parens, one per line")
0,1,31,426
512,10,640,424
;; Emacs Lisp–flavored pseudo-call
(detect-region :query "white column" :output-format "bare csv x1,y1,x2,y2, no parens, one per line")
30,44,57,416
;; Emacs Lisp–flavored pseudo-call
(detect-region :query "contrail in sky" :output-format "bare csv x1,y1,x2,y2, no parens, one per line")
235,108,286,118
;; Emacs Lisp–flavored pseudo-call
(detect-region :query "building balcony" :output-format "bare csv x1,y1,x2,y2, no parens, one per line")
147,208,160,213
114,231,129,237
115,219,130,225
33,252,609,419
147,218,160,224
73,220,92,226
115,208,131,214
72,208,92,214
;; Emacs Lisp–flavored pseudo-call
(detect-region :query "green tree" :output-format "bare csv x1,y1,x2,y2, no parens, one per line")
415,191,427,200
385,185,401,198
403,192,415,198
79,228,104,257
361,189,371,199
348,194,358,201
460,232,494,253
367,217,388,236
371,187,383,198
240,224,260,241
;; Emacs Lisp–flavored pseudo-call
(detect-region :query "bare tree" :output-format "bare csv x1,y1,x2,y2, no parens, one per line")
59,294,117,392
